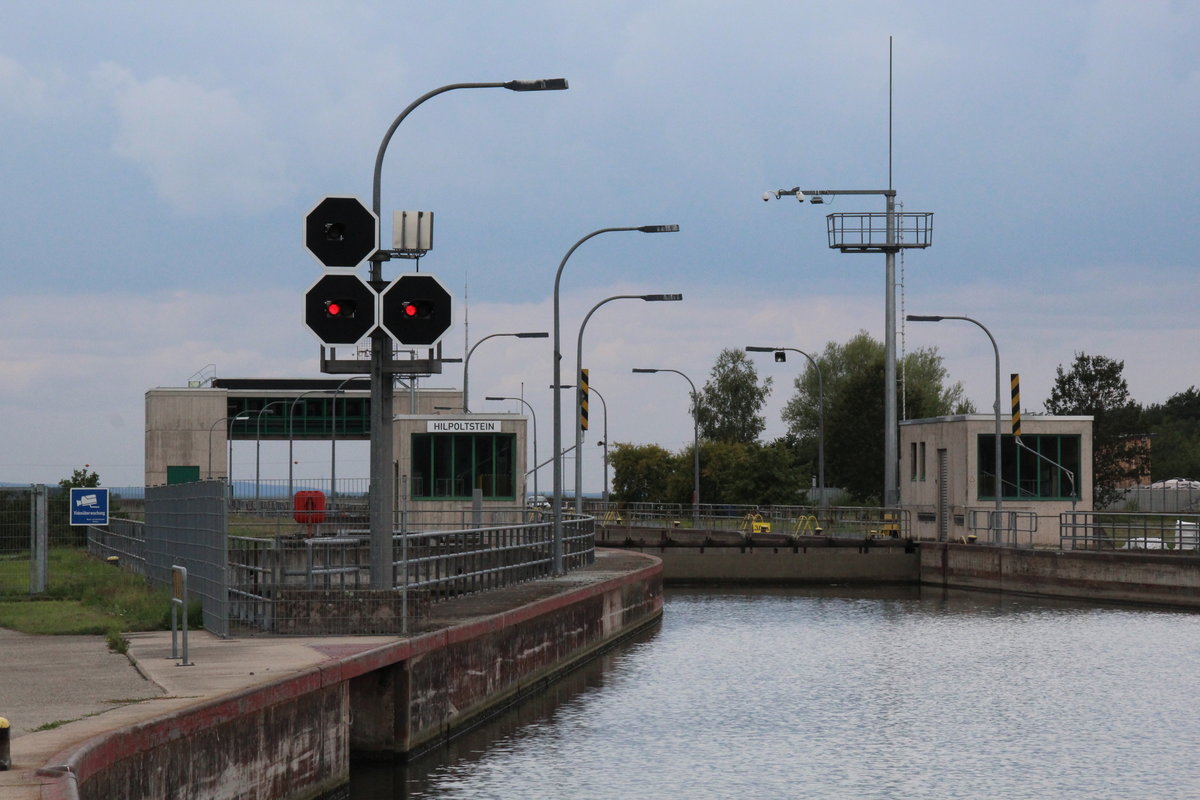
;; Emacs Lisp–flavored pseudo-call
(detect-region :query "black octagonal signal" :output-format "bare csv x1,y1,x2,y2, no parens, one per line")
304,196,379,268
380,273,453,346
304,273,377,345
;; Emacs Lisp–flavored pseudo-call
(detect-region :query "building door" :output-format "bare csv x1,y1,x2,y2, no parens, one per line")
937,449,949,542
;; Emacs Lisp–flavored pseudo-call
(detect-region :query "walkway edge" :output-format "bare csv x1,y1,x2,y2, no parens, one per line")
27,550,661,800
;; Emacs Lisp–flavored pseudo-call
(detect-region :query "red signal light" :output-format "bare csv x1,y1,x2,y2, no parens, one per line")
324,299,357,318
400,299,433,319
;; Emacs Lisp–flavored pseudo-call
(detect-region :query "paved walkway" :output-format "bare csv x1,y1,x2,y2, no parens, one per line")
0,549,655,799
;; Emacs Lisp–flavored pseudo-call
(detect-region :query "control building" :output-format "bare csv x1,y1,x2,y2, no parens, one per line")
145,378,531,519
900,414,1092,547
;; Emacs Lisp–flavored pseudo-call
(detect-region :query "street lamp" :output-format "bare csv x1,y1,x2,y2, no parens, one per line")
463,331,548,413
907,314,1003,545
485,395,540,499
207,414,250,480
367,77,568,591
288,389,333,500
590,385,610,505
255,401,287,502
551,224,679,573
746,346,825,506
574,293,682,511
329,376,359,513
766,185,932,506
632,367,699,528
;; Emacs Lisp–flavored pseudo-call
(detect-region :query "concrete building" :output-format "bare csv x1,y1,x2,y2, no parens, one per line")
900,414,1092,547
144,378,531,519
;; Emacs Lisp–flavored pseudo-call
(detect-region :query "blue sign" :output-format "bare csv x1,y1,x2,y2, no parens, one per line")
69,487,109,526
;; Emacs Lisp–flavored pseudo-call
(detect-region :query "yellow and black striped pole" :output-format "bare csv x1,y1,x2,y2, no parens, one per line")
580,368,589,431
1010,373,1021,438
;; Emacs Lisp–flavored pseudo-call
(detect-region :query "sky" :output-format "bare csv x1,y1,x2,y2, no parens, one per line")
1,1,1197,492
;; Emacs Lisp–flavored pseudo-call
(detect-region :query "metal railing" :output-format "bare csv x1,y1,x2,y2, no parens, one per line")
1060,511,1200,551
595,502,910,539
225,514,594,635
86,518,147,576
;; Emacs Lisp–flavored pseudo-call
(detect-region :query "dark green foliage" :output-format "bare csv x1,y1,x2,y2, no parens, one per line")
694,349,772,444
1140,386,1200,481
610,443,677,504
782,331,972,503
1045,352,1150,508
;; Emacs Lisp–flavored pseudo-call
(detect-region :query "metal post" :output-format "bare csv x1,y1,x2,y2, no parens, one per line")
591,386,610,504
370,78,568,590
632,368,699,527
574,293,680,512
907,314,1003,544
464,332,547,413
30,484,47,594
553,226,677,572
486,395,540,500
884,193,898,507
255,401,285,503
745,347,824,506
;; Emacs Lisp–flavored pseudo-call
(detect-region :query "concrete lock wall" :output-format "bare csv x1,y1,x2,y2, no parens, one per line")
919,542,1200,607
66,680,349,800
646,545,920,584
347,557,663,755
56,552,662,800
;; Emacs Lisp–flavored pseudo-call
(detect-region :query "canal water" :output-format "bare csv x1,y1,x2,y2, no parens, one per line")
346,587,1200,799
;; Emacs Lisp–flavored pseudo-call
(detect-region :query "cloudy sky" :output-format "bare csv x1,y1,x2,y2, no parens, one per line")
1,1,1197,491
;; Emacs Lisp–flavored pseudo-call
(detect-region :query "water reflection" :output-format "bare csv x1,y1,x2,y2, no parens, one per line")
346,586,1200,799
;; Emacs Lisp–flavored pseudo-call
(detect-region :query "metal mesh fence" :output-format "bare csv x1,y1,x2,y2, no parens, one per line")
144,481,230,637
0,485,79,594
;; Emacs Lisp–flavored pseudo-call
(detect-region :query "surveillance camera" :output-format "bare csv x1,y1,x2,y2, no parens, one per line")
762,191,773,202
796,191,806,203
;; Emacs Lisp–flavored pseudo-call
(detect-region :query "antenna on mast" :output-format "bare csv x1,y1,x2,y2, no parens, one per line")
889,34,894,192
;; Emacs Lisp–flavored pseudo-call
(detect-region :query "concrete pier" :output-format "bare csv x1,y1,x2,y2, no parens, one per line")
0,549,661,800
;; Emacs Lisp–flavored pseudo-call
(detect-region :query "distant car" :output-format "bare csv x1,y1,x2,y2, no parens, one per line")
526,495,550,510
1121,536,1165,550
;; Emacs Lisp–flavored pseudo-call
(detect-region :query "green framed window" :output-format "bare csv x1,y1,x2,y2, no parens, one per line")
978,433,1080,500
411,432,516,500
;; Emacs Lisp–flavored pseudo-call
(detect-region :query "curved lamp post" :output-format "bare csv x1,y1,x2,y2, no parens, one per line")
551,224,679,573
589,385,610,504
207,413,250,479
463,331,547,413
255,401,287,502
632,367,699,528
485,395,540,499
746,346,825,506
287,389,333,499
574,293,681,512
907,314,1003,545
367,77,568,590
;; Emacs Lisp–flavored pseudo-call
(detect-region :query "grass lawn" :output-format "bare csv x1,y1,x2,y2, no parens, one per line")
0,548,194,637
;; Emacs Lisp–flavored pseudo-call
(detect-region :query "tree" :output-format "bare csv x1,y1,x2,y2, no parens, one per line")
667,439,807,507
781,332,973,502
1044,352,1149,509
693,349,772,444
609,443,676,504
59,465,100,490
1141,387,1200,480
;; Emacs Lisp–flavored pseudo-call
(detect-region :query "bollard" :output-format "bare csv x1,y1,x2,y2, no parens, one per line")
1,716,11,770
